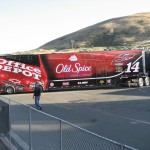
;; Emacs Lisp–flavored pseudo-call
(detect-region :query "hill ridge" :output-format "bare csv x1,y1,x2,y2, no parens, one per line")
38,12,150,51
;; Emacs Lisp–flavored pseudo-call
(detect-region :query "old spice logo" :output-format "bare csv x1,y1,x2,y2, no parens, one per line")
113,53,134,63
56,63,91,73
69,55,78,62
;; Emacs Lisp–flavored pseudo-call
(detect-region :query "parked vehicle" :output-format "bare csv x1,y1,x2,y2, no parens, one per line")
0,55,47,94
0,49,150,94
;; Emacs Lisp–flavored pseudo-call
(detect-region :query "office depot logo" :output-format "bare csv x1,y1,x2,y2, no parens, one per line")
0,58,41,80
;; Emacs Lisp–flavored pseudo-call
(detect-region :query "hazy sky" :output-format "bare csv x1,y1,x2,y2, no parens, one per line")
0,0,150,54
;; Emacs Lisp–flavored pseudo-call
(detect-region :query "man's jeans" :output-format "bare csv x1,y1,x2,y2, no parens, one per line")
34,96,42,110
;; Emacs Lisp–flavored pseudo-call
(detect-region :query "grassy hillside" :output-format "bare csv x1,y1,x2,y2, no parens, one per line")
38,12,150,51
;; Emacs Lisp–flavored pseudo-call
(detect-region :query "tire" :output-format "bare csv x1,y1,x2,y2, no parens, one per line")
144,77,150,86
6,86,14,94
138,78,144,87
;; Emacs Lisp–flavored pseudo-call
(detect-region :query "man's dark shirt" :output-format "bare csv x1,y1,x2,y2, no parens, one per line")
34,86,41,96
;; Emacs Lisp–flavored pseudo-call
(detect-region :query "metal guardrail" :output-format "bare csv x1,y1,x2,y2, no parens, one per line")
0,96,138,150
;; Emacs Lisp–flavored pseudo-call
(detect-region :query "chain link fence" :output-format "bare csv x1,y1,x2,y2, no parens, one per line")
0,96,138,150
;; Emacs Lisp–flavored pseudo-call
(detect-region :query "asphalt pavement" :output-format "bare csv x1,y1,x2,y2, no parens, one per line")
2,86,150,150
0,139,8,150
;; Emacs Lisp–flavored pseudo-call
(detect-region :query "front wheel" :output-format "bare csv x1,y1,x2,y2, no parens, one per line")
144,77,150,86
6,86,14,94
138,78,144,87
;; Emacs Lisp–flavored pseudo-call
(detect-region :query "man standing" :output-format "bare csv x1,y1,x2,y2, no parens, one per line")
33,83,42,110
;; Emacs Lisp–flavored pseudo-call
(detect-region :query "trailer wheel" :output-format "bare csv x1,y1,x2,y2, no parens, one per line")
144,77,150,86
6,86,14,94
138,78,144,87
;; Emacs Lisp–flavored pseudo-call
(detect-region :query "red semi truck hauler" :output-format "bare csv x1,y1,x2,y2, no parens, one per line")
0,49,150,94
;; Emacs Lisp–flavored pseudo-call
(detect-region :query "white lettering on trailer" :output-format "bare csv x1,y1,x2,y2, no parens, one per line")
56,63,91,74
2,66,12,72
34,68,41,74
78,81,88,85
12,68,22,73
0,58,41,80
32,73,41,80
13,62,21,68
125,62,140,73
20,63,26,69
22,70,32,77
0,59,6,64
74,63,91,73
26,66,33,72
113,53,134,63
7,60,14,66
56,64,71,73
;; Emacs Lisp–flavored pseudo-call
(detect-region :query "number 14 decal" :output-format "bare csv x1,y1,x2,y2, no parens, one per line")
125,62,140,73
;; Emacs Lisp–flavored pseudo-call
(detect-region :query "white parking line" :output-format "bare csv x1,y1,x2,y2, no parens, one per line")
44,100,71,110
87,107,150,125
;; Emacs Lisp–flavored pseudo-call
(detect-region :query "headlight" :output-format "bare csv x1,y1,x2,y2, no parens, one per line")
29,83,35,88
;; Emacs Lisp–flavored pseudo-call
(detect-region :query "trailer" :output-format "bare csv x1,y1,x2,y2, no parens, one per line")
0,49,150,94
118,50,150,87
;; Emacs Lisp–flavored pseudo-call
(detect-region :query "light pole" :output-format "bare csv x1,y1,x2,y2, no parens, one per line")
71,40,75,49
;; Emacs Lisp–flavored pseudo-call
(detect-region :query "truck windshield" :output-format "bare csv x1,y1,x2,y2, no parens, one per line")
0,55,40,67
